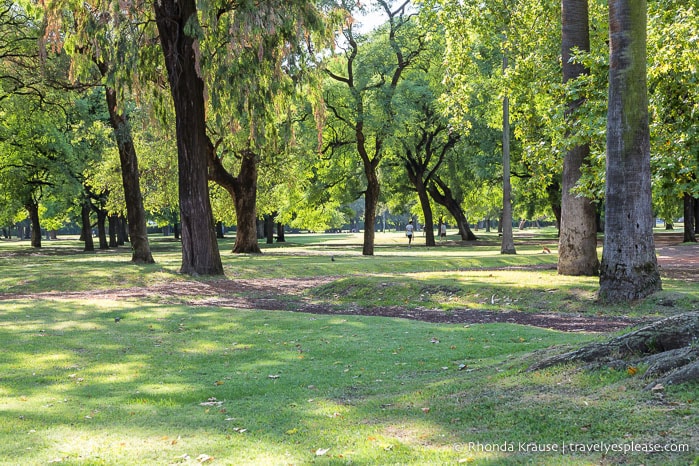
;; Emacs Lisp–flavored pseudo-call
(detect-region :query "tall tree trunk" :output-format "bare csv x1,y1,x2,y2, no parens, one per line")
209,149,261,253
81,201,94,252
684,193,697,242
97,208,109,249
265,214,274,244
417,181,436,247
406,161,436,247
154,0,223,275
428,176,477,241
559,0,599,275
501,55,516,255
26,201,41,248
276,222,285,242
216,221,225,239
547,180,562,232
108,214,118,247
599,0,661,302
103,86,154,264
117,215,127,245
694,196,699,235
362,165,380,256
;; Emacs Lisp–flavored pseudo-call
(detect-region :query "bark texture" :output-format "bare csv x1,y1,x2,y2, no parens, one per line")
154,0,223,275
599,0,660,301
209,149,262,254
26,201,41,248
558,0,599,276
528,312,699,389
104,87,155,263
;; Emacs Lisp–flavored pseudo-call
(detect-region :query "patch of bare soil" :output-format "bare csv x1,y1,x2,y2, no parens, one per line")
3,277,639,333
3,236,695,334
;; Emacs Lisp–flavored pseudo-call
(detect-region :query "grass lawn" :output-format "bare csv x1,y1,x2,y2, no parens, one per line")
0,229,697,465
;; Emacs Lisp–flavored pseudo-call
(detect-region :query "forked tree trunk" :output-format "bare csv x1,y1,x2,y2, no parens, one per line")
599,0,660,301
103,86,154,264
155,0,223,275
558,0,599,276
209,149,261,254
428,178,477,241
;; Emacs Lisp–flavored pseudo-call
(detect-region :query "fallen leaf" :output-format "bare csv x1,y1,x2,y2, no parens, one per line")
286,428,298,435
196,453,214,463
421,407,430,413
430,338,440,344
214,380,224,386
315,447,330,456
651,384,665,392
627,366,638,376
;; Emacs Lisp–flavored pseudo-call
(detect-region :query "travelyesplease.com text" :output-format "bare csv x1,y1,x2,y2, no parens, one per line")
455,441,691,455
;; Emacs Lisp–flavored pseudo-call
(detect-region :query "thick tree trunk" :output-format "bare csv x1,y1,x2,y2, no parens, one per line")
599,0,660,302
428,176,477,241
81,201,94,252
683,193,697,242
694,196,699,234
216,221,225,239
559,0,599,276
265,215,274,244
26,201,41,248
154,0,223,275
104,87,154,263
209,149,261,254
117,216,127,245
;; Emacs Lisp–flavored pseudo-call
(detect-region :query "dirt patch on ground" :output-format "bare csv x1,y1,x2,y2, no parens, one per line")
0,277,640,333
3,239,696,334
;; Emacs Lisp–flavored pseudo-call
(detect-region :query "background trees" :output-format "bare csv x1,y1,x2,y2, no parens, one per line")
3,0,697,302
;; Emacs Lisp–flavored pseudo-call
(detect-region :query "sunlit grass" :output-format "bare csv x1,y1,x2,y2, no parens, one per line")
0,231,697,464
3,298,695,465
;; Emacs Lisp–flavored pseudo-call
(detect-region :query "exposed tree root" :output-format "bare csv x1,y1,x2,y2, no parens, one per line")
528,312,699,389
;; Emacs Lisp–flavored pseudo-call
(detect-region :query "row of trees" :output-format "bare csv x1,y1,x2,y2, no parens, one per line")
1,0,697,301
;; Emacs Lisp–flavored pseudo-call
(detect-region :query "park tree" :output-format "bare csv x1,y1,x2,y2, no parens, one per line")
598,0,661,302
44,0,156,263
435,0,561,254
557,0,600,275
324,0,425,255
647,1,699,243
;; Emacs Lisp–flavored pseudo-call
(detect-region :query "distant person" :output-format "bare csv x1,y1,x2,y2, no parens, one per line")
406,220,414,247
440,223,447,241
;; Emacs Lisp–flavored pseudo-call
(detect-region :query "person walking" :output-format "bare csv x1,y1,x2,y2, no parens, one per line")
406,220,414,247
